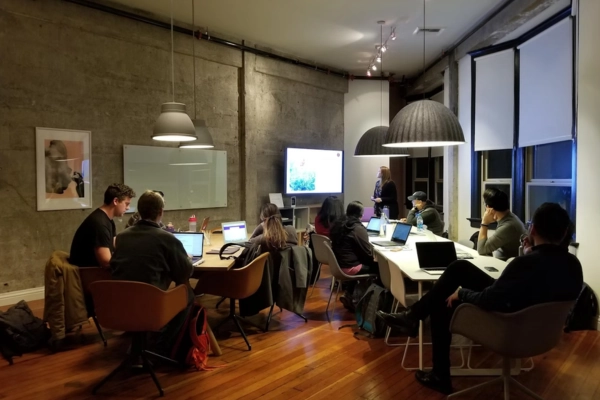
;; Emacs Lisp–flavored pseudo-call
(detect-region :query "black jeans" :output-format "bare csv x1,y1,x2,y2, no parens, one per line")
410,260,495,378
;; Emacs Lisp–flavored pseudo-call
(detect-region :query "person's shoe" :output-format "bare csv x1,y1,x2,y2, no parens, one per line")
375,310,418,337
415,370,453,395
339,295,355,312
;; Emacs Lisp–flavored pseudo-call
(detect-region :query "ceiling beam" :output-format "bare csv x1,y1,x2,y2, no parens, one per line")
407,0,564,95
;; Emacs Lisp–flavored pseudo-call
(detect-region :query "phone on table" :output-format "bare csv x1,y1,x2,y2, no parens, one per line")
484,266,499,272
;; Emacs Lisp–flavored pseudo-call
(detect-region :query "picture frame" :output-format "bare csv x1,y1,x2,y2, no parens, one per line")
36,127,92,211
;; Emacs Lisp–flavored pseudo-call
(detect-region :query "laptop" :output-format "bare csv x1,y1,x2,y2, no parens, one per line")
366,216,382,237
372,222,412,247
173,232,205,266
415,242,457,274
222,221,248,244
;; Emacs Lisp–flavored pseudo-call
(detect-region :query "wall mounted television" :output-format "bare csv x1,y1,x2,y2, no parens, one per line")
285,147,344,195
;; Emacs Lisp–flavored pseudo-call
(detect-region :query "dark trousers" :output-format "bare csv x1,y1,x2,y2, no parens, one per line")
410,260,495,378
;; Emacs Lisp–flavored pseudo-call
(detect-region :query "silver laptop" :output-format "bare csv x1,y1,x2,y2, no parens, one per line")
173,232,204,265
222,221,248,244
372,222,412,247
366,216,382,237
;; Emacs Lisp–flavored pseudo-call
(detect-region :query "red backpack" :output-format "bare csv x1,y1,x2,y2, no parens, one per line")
170,304,221,370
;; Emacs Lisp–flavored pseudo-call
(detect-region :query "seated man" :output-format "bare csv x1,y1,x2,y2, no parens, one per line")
377,203,583,395
110,190,194,353
478,188,526,260
401,191,444,236
69,183,136,269
125,190,166,230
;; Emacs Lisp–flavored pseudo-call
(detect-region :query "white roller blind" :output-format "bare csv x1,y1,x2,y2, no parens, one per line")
518,18,573,147
474,49,515,151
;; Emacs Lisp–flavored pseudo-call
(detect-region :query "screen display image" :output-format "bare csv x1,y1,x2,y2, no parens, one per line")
222,221,248,242
285,148,343,194
173,233,204,256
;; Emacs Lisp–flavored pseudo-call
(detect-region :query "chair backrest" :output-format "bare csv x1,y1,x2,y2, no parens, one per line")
212,252,269,300
374,249,391,290
311,234,331,266
78,267,112,296
386,258,409,308
90,281,189,332
322,241,354,281
450,300,576,359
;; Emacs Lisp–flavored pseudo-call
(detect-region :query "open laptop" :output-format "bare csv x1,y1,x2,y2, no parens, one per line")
173,232,205,266
222,221,248,244
372,222,412,247
366,216,382,237
415,241,457,274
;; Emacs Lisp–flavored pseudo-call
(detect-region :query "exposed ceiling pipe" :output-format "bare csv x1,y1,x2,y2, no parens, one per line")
64,0,350,79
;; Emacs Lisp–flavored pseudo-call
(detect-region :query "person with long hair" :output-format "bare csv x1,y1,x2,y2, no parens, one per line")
371,166,399,219
249,203,297,250
314,196,344,237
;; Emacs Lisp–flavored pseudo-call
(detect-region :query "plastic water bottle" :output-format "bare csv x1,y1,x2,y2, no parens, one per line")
416,212,424,232
188,215,197,232
379,210,386,237
383,206,390,221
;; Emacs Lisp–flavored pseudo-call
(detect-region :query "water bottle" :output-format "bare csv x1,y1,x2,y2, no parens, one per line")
379,210,386,237
416,212,424,232
188,214,197,232
383,206,390,221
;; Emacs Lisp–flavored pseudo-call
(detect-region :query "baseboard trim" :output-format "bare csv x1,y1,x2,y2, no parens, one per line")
0,287,45,307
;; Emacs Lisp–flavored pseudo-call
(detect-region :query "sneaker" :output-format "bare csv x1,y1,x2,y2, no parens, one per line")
415,370,453,394
375,310,419,337
339,295,355,312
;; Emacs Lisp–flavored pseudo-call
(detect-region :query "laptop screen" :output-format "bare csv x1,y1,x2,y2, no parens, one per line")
366,217,381,233
222,221,248,243
415,242,457,270
173,232,204,257
391,222,412,243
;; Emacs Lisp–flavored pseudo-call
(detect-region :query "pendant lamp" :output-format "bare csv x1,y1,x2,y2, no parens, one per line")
354,21,409,157
152,0,196,142
383,1,464,148
179,0,215,149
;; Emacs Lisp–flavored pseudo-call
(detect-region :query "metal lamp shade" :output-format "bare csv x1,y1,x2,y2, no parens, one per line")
178,119,215,149
384,100,465,147
152,102,197,142
354,126,409,157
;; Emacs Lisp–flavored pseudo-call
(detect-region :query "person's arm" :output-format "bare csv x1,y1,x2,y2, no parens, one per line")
379,181,397,204
94,224,114,269
94,247,111,268
249,224,264,239
458,259,528,310
168,240,194,285
405,208,418,225
477,223,517,256
353,226,374,265
419,208,440,227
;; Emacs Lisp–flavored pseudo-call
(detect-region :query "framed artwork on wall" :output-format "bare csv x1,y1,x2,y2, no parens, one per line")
35,127,92,211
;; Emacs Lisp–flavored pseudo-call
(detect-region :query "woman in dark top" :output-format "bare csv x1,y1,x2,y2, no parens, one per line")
371,166,399,219
249,203,297,249
314,196,344,237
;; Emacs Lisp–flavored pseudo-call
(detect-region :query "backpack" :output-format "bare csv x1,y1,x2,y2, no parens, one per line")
219,242,262,269
354,284,393,338
564,283,599,332
0,300,50,365
170,304,221,370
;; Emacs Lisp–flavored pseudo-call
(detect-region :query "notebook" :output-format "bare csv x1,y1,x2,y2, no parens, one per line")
221,221,248,244
366,216,382,237
173,232,204,265
415,241,457,274
372,222,412,247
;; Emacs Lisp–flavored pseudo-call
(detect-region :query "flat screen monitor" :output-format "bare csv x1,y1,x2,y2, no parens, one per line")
285,148,343,194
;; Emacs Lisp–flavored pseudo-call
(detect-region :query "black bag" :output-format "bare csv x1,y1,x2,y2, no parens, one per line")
354,283,393,338
0,300,50,364
564,283,599,332
219,242,262,269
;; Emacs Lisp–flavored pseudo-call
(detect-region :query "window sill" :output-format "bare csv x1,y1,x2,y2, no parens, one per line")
467,218,498,230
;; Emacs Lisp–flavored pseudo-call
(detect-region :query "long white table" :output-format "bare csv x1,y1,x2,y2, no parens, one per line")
370,227,512,376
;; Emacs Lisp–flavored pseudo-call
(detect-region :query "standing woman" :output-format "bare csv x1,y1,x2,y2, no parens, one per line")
371,166,399,219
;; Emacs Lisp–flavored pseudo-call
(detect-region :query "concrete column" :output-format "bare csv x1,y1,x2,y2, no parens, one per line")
443,51,460,240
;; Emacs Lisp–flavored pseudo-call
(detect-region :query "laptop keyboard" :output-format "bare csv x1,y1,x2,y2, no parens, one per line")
192,258,205,267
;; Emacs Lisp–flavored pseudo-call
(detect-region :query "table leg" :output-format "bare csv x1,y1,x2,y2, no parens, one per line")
206,324,222,356
418,281,423,371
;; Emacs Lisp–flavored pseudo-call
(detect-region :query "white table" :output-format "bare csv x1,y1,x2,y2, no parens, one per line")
370,227,510,376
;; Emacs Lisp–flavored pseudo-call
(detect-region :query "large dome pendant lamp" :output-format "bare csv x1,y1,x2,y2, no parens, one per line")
383,0,464,148
355,21,408,157
152,0,197,142
179,0,215,149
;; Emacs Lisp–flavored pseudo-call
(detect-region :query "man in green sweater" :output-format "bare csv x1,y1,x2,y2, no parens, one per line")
478,188,526,260
401,191,444,236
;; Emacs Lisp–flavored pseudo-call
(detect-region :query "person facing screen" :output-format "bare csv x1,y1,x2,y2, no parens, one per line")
249,203,298,250
371,166,399,219
314,196,344,237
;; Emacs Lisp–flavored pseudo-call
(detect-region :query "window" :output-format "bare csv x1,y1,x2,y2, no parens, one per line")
411,157,444,206
525,140,573,221
413,158,429,194
481,149,513,210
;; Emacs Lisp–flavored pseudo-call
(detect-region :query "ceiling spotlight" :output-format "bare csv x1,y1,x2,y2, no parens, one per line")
376,56,381,63
367,70,371,76
372,65,377,71
381,45,387,53
391,33,396,41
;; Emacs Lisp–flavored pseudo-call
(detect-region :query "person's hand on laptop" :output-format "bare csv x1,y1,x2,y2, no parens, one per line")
400,218,407,223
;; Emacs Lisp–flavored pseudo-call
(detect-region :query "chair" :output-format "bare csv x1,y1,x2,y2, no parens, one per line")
322,242,376,321
89,281,189,397
78,267,112,347
194,252,269,351
310,234,332,297
361,206,375,222
447,300,576,399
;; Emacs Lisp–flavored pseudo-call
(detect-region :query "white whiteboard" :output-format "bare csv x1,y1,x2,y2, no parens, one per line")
123,145,227,212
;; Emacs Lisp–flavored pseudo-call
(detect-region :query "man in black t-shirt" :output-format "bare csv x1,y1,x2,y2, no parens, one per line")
69,183,136,268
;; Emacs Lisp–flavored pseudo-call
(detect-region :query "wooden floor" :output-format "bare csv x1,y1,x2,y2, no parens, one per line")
1,269,599,400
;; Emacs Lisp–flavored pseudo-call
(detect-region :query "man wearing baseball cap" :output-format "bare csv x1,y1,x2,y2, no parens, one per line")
401,191,444,235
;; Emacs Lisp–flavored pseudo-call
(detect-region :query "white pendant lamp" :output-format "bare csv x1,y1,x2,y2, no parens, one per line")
152,0,196,142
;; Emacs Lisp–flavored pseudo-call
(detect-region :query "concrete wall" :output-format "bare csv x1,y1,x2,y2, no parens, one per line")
0,0,345,294
344,80,389,208
576,0,600,301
